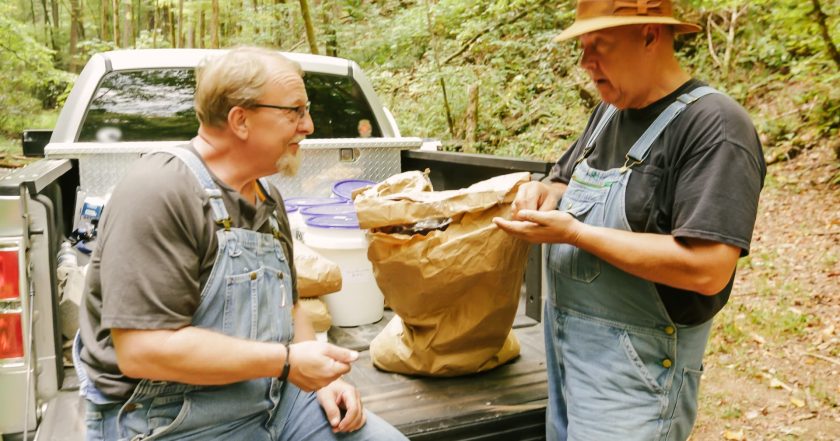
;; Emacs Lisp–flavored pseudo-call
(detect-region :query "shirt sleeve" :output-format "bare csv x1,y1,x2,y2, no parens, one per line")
98,155,207,329
670,97,766,256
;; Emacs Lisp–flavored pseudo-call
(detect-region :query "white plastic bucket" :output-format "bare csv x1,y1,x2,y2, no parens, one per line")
302,214,384,327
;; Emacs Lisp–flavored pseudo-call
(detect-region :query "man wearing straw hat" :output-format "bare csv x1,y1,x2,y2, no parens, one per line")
494,1,765,439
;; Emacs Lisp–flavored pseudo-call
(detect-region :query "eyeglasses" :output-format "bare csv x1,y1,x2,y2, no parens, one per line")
251,101,311,119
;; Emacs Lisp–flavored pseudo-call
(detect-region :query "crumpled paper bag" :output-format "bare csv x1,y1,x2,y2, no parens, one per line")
355,171,530,376
293,239,342,298
298,298,332,332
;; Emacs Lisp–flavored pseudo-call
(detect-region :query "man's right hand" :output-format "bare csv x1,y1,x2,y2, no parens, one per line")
287,341,359,392
511,181,566,217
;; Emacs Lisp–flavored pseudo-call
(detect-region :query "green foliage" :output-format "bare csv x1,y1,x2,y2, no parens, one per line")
0,2,72,137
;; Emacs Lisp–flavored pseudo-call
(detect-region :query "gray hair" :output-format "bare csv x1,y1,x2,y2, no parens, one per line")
195,46,303,128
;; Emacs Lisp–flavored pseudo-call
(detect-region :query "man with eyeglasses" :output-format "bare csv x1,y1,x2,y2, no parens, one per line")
494,1,765,440
77,47,407,440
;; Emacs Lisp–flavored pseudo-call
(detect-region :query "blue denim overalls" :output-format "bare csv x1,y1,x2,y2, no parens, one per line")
77,148,406,440
544,87,721,441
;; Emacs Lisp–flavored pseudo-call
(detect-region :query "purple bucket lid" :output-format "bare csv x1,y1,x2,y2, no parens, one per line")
284,197,344,207
332,179,376,201
304,213,360,229
300,202,355,217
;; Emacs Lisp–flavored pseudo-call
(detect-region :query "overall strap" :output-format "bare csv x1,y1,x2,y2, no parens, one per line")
148,147,232,229
577,104,619,164
621,86,721,172
257,177,283,239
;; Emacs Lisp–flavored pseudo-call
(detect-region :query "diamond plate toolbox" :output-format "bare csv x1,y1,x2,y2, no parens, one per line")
45,138,423,198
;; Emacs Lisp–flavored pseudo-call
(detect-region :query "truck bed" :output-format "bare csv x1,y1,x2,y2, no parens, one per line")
36,305,547,441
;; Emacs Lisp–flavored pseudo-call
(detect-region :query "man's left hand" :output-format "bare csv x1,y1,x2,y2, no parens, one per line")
493,209,582,245
317,379,366,433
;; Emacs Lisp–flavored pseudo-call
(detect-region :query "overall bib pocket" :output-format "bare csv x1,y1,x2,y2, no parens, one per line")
548,200,601,283
223,265,292,341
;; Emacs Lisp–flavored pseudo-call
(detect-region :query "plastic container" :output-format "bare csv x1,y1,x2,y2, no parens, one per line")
332,179,376,201
303,214,384,327
284,197,345,242
300,202,355,218
285,205,305,241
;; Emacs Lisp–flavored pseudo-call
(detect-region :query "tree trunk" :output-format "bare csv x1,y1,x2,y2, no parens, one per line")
425,2,454,138
253,0,260,35
29,0,37,27
722,6,746,77
320,0,339,56
274,0,286,47
135,0,142,45
100,0,109,41
169,8,176,47
199,9,205,48
211,0,220,48
188,16,195,48
152,0,158,48
112,0,120,47
123,0,134,48
50,0,59,30
69,0,81,72
177,0,184,48
464,83,479,151
811,0,840,70
299,0,319,54
40,0,57,51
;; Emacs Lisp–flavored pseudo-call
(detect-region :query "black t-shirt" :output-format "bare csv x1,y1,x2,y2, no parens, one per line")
79,145,297,399
549,79,766,325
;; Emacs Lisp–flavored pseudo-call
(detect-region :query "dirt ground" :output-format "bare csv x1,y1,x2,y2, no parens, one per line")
691,143,840,440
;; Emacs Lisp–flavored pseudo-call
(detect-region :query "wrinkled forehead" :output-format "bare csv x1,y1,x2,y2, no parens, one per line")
262,67,307,100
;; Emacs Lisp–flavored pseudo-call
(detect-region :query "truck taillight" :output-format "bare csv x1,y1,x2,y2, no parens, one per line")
0,312,24,359
0,247,24,359
0,248,20,299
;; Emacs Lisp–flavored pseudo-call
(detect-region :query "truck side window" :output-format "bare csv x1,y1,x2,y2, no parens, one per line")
78,68,381,142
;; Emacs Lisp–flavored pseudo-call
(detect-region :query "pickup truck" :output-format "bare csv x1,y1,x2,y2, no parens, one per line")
0,49,553,441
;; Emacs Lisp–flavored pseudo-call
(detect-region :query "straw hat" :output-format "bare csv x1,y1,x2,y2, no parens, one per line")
555,0,701,41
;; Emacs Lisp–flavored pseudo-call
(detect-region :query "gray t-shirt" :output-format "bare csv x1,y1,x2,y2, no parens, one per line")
79,145,297,400
549,79,766,325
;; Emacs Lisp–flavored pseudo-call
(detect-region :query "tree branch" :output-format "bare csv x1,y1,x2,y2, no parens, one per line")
811,0,840,70
443,0,549,65
706,15,722,68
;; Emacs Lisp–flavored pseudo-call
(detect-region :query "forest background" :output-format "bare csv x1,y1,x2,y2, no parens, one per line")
0,0,838,439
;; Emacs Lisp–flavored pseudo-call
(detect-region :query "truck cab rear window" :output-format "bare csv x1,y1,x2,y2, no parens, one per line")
78,68,381,142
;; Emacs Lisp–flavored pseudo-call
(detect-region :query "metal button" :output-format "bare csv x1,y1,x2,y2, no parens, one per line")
250,272,257,280
123,403,138,412
277,272,284,279
662,358,673,368
664,326,675,335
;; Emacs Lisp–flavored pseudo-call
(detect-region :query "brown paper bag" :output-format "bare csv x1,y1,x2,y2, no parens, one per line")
355,171,531,376
293,239,342,298
298,298,332,332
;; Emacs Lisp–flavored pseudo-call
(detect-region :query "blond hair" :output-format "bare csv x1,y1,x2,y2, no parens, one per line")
195,46,303,128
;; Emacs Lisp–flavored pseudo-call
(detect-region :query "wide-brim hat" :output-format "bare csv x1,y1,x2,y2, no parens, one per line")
555,0,702,42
